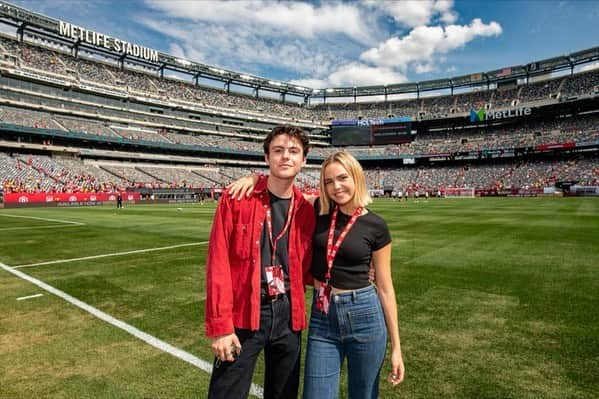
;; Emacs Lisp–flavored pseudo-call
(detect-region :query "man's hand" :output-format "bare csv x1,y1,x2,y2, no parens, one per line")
211,333,242,362
368,263,376,284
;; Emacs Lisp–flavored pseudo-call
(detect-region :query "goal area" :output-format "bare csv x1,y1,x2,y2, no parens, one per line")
444,187,475,198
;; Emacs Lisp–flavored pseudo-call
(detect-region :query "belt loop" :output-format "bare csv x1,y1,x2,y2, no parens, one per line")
352,290,357,301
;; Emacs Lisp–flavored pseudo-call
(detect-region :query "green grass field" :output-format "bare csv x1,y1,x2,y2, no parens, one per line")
1,198,598,399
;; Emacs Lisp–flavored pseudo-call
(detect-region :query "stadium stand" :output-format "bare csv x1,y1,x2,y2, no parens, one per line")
0,10,597,205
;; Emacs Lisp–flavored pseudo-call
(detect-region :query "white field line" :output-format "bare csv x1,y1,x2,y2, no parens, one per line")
0,261,263,398
0,224,83,232
13,242,209,269
16,293,44,301
0,214,86,225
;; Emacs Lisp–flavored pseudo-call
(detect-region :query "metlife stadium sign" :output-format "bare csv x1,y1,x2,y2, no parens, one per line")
58,21,159,62
470,107,531,122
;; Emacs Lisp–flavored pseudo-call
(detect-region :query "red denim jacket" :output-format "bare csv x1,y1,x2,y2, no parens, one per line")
205,176,315,337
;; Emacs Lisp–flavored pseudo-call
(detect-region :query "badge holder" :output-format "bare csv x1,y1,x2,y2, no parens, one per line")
316,283,332,314
265,265,286,296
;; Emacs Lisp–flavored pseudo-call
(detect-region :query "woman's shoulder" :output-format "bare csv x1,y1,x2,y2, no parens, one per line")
362,209,388,227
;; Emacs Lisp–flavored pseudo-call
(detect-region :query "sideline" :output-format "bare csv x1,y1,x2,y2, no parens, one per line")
14,242,209,269
0,214,86,225
0,261,263,398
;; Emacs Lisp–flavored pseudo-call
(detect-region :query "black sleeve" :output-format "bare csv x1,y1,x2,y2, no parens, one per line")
373,215,392,251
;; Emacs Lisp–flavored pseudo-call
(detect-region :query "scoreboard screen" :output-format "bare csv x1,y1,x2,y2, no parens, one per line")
330,118,415,146
371,122,414,145
330,125,371,146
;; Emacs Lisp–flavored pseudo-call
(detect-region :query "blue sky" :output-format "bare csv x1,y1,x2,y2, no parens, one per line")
6,0,599,89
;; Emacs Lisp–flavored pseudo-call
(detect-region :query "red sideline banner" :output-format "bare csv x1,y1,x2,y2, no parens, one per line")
535,142,576,151
4,192,140,205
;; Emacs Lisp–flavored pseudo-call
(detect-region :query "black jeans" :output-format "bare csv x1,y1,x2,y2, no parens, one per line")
208,295,301,399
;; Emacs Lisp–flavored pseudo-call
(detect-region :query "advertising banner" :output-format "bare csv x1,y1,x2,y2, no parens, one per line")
4,192,140,205
535,142,576,151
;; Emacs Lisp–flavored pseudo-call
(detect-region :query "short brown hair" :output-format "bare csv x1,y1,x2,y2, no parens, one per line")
263,125,310,157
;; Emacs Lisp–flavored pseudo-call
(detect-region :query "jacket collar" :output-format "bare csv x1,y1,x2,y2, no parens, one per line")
253,174,269,195
253,175,307,209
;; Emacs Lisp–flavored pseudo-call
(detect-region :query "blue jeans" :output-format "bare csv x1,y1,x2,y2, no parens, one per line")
303,285,387,399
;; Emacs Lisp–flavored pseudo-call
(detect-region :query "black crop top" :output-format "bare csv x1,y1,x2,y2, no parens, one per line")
310,200,391,289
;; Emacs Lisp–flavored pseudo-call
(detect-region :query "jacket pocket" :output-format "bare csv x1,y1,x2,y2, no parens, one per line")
230,223,251,260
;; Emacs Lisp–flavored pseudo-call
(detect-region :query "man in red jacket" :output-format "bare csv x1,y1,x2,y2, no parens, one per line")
205,125,315,399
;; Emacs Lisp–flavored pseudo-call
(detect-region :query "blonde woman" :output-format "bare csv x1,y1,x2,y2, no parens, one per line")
228,150,404,398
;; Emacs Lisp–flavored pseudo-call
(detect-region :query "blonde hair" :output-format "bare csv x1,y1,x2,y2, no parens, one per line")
319,150,372,215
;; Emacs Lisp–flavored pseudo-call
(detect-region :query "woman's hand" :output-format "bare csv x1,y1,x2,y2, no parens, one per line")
387,347,405,386
227,174,259,200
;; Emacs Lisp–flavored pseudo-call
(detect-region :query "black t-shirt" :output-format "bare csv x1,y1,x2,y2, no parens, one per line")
260,191,291,294
310,201,391,289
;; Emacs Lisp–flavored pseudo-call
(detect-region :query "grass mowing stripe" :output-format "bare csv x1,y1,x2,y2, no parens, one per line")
0,213,86,225
0,224,84,231
0,261,264,399
13,241,209,269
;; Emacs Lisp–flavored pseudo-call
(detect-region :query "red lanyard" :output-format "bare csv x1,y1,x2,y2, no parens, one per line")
324,205,363,281
265,194,295,265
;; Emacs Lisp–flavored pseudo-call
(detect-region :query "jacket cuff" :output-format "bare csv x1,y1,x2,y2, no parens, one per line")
205,317,235,337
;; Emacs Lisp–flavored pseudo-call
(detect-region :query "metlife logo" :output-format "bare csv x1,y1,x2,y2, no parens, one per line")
470,107,531,122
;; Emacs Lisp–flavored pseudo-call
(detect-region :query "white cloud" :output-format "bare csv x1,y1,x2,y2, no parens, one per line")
327,63,408,86
365,0,457,28
289,78,329,90
434,0,458,24
361,18,502,71
414,63,436,74
145,0,375,45
140,16,342,77
292,63,408,88
138,0,501,88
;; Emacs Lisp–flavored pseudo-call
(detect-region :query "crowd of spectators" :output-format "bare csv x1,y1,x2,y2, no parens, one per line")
135,166,216,188
317,113,599,158
0,106,63,130
0,153,130,193
3,35,598,123
309,99,420,121
452,89,490,113
54,116,119,137
3,150,596,196
560,69,599,98
1,36,598,198
1,101,270,152
2,96,598,159
111,126,172,143
365,156,598,194
0,37,314,122
0,152,53,192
